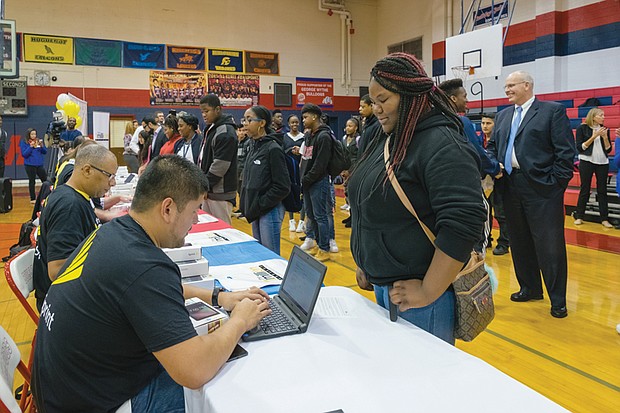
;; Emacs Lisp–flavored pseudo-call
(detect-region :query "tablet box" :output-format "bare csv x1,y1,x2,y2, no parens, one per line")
185,298,228,335
162,245,203,263
177,257,209,278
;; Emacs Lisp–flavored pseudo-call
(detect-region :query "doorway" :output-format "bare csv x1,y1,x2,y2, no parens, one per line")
109,116,135,167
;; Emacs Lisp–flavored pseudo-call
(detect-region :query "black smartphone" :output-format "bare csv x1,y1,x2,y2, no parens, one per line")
226,344,248,363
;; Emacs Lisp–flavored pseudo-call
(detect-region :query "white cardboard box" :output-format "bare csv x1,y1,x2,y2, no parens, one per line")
185,298,228,335
162,245,203,263
177,257,209,278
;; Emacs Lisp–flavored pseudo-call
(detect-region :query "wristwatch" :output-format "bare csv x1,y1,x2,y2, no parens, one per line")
211,287,222,307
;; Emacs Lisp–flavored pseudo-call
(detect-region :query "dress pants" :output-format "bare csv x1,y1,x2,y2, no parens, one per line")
501,170,568,308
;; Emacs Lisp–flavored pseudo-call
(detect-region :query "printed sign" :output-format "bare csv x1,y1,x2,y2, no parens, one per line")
149,71,207,106
167,45,205,71
474,2,509,27
245,51,279,75
207,73,259,107
296,77,334,108
208,49,243,73
23,34,74,64
123,42,165,69
75,38,122,67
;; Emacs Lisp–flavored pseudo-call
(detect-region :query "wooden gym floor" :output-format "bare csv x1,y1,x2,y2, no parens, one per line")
1,185,618,412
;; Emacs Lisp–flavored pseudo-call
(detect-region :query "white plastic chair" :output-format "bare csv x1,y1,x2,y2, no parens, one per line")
0,326,34,413
4,249,38,324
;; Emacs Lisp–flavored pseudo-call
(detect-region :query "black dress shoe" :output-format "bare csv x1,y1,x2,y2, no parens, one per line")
510,290,544,302
550,306,568,318
493,245,509,256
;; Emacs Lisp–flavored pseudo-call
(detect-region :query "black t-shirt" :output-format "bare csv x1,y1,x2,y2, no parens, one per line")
33,184,100,303
32,214,198,413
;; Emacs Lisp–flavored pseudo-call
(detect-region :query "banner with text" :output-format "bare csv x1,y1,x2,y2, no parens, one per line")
149,71,206,106
245,51,279,75
296,77,333,108
474,2,509,27
123,42,165,69
167,45,205,71
75,38,122,67
23,34,74,64
208,49,243,73
207,73,259,107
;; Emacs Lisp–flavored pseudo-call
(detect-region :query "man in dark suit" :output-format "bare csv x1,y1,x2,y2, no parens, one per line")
148,114,167,158
487,71,576,318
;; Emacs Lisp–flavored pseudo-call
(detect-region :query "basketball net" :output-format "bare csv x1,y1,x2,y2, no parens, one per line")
451,65,475,81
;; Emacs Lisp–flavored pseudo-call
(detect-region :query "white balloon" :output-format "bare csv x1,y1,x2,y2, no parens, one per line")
56,93,70,107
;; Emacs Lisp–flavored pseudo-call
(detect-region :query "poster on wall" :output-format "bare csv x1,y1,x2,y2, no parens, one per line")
296,77,334,108
474,2,509,27
23,34,74,64
149,71,206,106
207,73,259,107
123,42,165,69
167,45,205,71
3,31,19,61
208,49,243,73
75,38,122,67
92,111,110,149
245,51,279,75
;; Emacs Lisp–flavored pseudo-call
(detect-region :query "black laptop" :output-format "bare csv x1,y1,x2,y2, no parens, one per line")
242,246,327,342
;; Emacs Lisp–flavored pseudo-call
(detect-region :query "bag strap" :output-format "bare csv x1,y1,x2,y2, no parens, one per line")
383,136,437,245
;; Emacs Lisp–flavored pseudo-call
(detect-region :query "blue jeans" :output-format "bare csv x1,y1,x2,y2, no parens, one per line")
304,176,330,251
374,285,456,345
131,365,184,413
251,203,285,254
328,182,335,239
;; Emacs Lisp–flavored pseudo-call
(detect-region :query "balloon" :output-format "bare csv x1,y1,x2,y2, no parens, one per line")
55,101,62,110
63,101,80,117
75,115,82,128
56,93,70,107
57,109,67,122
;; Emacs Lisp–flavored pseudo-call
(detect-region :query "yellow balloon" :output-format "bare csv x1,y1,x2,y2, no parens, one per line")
75,115,83,128
56,101,62,110
64,101,79,117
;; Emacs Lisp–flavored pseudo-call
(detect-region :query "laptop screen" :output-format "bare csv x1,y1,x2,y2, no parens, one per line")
279,246,327,320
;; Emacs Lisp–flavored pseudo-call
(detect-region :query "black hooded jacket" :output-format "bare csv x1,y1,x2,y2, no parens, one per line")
300,124,333,189
200,114,238,201
239,134,290,223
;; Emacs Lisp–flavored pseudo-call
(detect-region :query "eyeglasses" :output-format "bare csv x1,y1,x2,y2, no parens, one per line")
241,118,261,124
504,81,526,90
89,164,116,182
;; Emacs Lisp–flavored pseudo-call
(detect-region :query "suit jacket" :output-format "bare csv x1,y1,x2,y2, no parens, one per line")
575,123,612,157
151,127,167,158
487,98,576,194
0,129,7,161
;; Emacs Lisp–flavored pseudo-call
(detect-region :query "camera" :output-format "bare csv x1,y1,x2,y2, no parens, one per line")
168,109,177,117
46,111,67,147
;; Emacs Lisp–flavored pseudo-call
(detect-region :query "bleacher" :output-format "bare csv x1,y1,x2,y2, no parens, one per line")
468,86,620,222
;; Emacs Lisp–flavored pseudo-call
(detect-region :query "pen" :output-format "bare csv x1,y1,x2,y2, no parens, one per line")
388,286,398,322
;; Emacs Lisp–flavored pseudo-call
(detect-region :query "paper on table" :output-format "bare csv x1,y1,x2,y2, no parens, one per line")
185,228,256,247
197,214,219,223
210,259,288,291
314,296,354,318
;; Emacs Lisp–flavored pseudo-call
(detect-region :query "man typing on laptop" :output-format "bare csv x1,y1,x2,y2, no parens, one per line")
32,155,271,413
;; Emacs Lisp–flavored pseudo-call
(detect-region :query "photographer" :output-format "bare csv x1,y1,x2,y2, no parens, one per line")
20,128,48,204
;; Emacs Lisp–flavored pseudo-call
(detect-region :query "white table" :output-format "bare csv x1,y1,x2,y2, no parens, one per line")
184,286,568,413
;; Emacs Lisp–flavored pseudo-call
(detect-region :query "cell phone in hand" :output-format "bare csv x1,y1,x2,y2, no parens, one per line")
226,344,248,363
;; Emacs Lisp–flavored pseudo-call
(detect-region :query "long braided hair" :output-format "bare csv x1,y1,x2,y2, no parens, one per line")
370,52,461,172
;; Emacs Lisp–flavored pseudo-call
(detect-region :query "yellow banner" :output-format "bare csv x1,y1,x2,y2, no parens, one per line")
23,34,74,64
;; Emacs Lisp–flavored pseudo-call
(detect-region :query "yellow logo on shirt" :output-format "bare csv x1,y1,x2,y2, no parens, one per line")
53,228,99,285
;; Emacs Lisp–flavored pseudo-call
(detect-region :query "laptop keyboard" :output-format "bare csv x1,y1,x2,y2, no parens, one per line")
258,299,296,333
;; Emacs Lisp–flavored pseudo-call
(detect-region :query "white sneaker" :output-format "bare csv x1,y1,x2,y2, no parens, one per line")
340,203,350,210
289,219,296,231
300,238,317,251
296,220,306,233
329,239,339,253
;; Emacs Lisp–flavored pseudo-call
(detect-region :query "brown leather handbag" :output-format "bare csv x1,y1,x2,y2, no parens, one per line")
383,137,494,341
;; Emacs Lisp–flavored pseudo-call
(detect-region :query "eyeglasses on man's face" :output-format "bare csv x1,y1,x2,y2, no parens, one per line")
504,81,526,90
89,164,116,182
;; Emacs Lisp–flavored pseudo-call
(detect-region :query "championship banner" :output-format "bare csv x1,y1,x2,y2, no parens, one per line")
149,71,206,106
167,45,205,71
474,2,508,27
75,38,121,67
207,49,243,73
123,42,165,69
245,51,279,75
296,77,334,108
23,34,73,64
207,73,259,107
3,31,18,61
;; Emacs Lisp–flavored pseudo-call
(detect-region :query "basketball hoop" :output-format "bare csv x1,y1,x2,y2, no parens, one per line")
451,65,475,81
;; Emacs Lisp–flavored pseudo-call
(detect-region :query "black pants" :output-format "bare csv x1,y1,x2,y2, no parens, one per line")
490,189,510,246
0,159,4,178
575,160,609,221
25,165,47,201
501,171,568,308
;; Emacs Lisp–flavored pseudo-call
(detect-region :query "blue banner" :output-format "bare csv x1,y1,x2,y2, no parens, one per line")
123,42,165,69
76,38,122,67
167,45,205,71
208,49,243,73
474,2,509,27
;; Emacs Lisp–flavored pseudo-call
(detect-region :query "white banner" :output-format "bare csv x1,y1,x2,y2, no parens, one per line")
68,93,88,137
92,111,110,149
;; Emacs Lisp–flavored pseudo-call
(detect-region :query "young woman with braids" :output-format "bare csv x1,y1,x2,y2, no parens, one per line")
347,53,486,344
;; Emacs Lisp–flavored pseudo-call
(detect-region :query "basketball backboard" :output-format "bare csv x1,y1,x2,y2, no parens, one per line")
0,19,17,78
445,23,503,80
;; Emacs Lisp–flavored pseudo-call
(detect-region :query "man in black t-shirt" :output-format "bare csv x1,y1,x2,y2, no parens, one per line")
32,155,271,413
33,144,118,311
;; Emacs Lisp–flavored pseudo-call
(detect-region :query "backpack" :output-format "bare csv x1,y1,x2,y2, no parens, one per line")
327,133,351,179
282,153,302,213
578,97,600,107
2,220,36,262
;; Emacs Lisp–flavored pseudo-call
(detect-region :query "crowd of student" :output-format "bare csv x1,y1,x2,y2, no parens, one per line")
23,52,620,412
